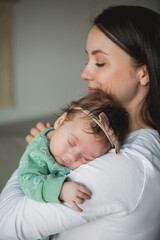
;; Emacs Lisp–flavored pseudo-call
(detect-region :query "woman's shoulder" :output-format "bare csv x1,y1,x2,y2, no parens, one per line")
87,129,160,171
124,128,160,147
122,128,160,166
69,129,160,215
71,129,160,183
70,149,145,215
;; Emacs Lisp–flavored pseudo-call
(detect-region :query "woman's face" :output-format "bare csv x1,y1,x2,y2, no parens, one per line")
81,26,140,108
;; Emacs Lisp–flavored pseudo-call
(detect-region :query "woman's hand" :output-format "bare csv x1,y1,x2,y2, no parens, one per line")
26,122,51,144
59,181,92,212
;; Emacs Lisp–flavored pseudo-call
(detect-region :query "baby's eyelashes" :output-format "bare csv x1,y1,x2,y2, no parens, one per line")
81,154,93,162
67,137,76,147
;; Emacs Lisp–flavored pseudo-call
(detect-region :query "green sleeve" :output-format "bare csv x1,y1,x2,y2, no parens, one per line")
18,131,70,204
43,174,70,203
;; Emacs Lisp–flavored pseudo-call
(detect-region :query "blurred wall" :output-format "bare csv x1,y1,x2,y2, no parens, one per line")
0,0,159,125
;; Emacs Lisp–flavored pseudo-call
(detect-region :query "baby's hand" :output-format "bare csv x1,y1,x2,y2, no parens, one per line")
59,181,92,212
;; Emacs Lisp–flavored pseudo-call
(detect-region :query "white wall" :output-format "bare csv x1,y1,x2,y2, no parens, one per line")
0,0,159,125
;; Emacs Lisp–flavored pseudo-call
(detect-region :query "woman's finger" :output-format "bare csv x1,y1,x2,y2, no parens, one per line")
46,122,52,128
25,134,34,144
30,128,40,136
25,121,50,144
36,122,47,131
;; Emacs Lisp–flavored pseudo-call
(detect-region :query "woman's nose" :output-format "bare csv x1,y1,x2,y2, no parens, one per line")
81,65,94,81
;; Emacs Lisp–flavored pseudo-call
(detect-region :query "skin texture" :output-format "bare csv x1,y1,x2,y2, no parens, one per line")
81,26,150,132
25,25,150,212
46,113,109,212
26,26,150,142
49,113,108,170
81,26,139,102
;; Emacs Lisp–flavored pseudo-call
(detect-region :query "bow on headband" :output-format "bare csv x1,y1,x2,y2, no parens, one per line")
70,106,120,154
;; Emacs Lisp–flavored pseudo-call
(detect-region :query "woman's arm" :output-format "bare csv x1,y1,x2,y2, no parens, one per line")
0,169,92,240
0,170,89,240
0,150,144,240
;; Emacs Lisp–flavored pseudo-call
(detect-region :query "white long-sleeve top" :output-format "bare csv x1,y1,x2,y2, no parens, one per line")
0,129,160,240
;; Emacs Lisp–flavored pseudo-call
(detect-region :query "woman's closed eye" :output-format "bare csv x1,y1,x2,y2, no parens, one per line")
95,63,105,67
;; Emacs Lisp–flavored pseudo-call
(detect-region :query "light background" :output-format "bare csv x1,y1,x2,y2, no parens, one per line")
0,0,159,125
0,0,160,191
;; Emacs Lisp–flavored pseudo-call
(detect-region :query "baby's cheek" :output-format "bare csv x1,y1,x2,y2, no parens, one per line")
74,160,87,169
49,143,55,155
50,143,60,156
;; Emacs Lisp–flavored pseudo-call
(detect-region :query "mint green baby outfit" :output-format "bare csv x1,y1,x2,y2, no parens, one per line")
18,127,71,204
18,127,71,240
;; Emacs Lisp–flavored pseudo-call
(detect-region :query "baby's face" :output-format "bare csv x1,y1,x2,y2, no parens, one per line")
50,115,108,169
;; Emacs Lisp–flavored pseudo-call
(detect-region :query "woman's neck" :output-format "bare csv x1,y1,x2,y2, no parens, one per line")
127,106,151,133
128,117,146,133
124,85,151,133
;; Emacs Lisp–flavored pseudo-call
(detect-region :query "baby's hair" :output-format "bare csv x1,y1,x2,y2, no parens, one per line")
62,90,129,148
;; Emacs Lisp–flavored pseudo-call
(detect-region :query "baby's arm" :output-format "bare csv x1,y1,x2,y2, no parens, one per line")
59,181,92,212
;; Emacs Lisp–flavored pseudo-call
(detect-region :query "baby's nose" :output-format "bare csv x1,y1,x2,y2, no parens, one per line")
66,149,78,162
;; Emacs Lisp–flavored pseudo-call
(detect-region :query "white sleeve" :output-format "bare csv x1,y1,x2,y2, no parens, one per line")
0,150,144,240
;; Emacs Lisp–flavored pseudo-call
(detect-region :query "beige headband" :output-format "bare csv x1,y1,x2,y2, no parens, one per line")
70,106,120,153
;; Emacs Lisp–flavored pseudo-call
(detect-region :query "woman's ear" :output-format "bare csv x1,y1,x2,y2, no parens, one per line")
137,64,150,86
54,112,68,129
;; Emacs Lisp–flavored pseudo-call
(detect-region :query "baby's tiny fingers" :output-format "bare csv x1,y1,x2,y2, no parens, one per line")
75,197,84,204
79,185,92,197
77,191,91,200
72,201,83,212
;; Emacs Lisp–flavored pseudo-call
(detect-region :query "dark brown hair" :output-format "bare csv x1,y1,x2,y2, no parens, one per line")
62,90,129,147
93,5,160,133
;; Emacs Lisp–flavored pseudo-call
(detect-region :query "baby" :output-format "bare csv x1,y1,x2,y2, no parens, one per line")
18,90,129,214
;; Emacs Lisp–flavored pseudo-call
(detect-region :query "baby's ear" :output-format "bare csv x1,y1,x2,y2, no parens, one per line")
54,112,68,129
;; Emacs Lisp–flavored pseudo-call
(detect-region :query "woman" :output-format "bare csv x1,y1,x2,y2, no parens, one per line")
0,5,160,240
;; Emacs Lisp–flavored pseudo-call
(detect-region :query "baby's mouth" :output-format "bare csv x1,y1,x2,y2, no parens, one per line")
61,159,69,168
55,156,69,167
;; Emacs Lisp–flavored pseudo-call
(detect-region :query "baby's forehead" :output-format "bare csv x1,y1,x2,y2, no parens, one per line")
74,115,105,141
66,111,92,125
68,110,90,119
69,112,104,137
64,113,109,156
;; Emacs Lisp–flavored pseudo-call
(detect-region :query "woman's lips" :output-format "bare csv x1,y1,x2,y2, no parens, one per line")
88,87,97,94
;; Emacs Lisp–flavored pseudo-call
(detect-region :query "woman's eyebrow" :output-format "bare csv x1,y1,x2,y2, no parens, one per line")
85,49,108,55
